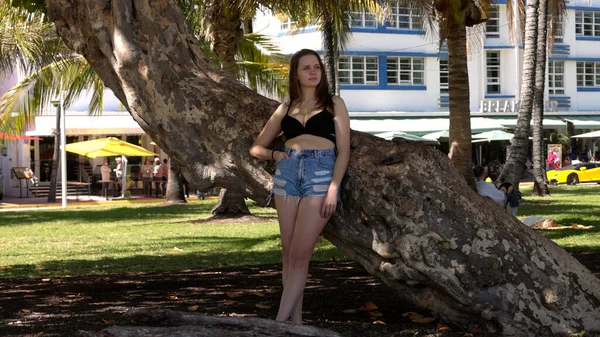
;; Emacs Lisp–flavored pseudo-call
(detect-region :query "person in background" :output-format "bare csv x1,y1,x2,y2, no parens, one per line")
499,182,519,216
153,157,162,197
100,159,112,198
141,159,153,197
160,158,169,197
249,49,350,324
473,165,506,208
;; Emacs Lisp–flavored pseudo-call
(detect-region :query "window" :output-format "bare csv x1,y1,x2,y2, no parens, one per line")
575,11,600,37
439,58,449,93
576,61,600,87
550,17,563,43
280,18,296,30
486,51,501,94
387,3,423,30
339,56,379,85
386,57,424,85
486,6,500,38
548,61,565,94
350,10,377,28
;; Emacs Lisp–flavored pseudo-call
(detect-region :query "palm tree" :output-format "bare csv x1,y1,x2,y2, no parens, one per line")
497,0,565,193
432,0,486,187
531,0,550,197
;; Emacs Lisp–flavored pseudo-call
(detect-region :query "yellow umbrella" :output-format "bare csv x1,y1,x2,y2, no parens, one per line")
65,137,155,158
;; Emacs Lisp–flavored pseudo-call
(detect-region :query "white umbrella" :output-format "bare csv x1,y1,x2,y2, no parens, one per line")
472,130,514,143
472,130,514,165
572,130,600,160
571,130,600,138
374,131,439,144
422,130,449,141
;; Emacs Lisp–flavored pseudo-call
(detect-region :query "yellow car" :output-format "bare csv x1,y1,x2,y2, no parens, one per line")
546,163,600,185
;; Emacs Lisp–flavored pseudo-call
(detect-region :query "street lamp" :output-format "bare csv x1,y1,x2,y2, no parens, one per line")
51,96,67,209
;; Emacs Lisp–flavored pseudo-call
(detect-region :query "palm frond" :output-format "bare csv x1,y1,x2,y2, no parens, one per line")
236,33,289,100
0,55,103,134
0,1,68,75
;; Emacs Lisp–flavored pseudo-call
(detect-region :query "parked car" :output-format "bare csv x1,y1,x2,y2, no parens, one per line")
546,163,600,185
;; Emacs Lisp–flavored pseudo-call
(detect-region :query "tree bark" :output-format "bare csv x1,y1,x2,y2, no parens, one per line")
531,0,550,197
76,309,343,337
165,160,187,204
211,188,250,216
46,1,600,335
204,0,252,217
497,0,539,190
446,20,474,189
47,109,60,203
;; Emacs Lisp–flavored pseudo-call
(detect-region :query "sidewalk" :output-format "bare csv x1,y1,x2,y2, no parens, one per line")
0,194,173,211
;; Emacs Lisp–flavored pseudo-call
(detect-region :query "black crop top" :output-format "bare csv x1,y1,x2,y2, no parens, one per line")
281,103,336,144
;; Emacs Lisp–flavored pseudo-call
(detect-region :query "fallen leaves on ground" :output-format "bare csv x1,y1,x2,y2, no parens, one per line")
255,304,271,309
343,309,358,314
102,319,116,325
187,305,200,312
403,311,435,323
372,320,386,325
437,322,452,331
359,301,378,311
20,309,31,313
225,292,242,298
368,311,383,318
167,295,178,301
247,291,265,297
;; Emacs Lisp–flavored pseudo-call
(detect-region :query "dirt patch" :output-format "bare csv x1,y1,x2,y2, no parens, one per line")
192,215,279,224
1,257,599,337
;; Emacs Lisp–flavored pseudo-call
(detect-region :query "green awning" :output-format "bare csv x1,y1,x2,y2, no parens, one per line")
350,117,504,136
560,116,600,129
485,116,566,129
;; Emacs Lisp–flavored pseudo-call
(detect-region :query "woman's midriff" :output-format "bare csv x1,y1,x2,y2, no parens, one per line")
284,134,335,150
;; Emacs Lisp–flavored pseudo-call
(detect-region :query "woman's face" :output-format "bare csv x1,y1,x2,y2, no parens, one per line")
296,54,321,88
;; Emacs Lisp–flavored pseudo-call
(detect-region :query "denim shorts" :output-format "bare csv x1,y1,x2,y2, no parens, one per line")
272,148,337,199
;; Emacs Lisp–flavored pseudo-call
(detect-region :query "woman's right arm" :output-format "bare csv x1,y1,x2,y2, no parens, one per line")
249,103,289,162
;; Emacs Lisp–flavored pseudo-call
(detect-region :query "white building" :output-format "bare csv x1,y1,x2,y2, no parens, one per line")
253,0,600,135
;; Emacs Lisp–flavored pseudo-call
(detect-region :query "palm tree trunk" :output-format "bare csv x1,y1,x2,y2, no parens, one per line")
497,0,539,189
321,10,337,95
47,111,60,202
532,0,550,197
446,20,474,189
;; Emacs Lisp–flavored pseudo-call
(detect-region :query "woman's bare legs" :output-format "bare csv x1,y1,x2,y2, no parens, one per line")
276,196,330,323
274,195,303,323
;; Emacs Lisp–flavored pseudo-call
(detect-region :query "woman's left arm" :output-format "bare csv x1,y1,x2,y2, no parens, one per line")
321,96,351,218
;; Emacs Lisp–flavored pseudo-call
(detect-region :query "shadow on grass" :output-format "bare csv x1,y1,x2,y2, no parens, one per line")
0,235,345,278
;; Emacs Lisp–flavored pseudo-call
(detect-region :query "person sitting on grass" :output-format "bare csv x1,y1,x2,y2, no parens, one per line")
473,165,506,208
499,182,519,216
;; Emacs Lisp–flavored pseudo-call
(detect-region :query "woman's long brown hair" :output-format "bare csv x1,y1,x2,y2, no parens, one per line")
288,49,334,112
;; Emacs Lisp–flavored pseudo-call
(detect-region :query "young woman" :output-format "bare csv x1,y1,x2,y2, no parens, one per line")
249,49,350,324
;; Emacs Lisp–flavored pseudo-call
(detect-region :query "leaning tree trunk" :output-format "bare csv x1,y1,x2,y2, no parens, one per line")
497,0,539,189
46,1,600,335
47,110,61,203
204,0,251,217
531,0,550,197
165,160,187,204
446,20,474,189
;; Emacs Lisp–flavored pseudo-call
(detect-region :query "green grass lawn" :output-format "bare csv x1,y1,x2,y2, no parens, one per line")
0,185,598,279
0,200,346,278
519,185,600,253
